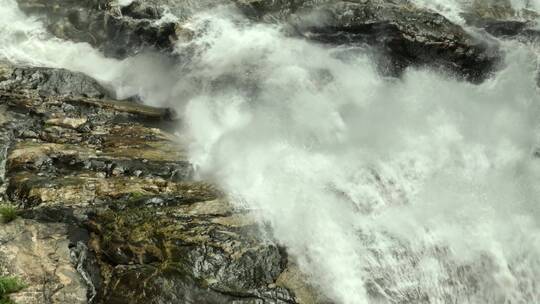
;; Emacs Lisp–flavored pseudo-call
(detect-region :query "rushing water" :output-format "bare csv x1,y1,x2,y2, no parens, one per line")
1,0,540,303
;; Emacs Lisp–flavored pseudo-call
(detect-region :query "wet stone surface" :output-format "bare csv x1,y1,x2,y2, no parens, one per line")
0,62,306,304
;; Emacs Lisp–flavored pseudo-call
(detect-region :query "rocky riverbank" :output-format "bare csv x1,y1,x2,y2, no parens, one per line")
0,64,313,303
0,0,539,304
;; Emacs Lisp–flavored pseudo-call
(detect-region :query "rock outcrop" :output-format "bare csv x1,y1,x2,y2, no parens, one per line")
0,219,88,304
276,0,501,82
15,0,502,82
15,0,178,58
235,0,500,81
0,64,307,304
462,0,540,40
0,66,108,98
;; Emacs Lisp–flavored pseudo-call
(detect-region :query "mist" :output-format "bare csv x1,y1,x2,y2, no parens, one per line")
1,0,540,302
178,11,540,303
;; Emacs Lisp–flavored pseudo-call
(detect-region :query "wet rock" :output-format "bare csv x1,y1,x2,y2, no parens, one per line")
466,18,540,41
88,200,294,303
0,91,175,126
239,0,501,82
121,1,162,20
482,20,529,37
0,107,17,186
7,126,192,180
8,172,217,208
0,66,109,98
465,0,539,21
103,264,239,304
0,65,303,304
462,0,540,40
16,0,178,58
276,264,328,304
15,0,503,82
46,117,89,129
458,1,540,88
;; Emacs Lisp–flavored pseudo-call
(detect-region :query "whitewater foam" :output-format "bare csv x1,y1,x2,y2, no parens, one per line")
178,12,540,302
1,0,540,303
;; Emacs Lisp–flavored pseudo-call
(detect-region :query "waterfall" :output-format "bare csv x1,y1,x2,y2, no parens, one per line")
1,0,540,302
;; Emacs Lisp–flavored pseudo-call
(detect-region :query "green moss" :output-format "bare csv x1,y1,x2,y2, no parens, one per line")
129,192,149,201
0,276,25,303
0,298,13,304
0,206,18,224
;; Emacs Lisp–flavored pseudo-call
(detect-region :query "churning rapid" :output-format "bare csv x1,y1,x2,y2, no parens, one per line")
2,0,540,303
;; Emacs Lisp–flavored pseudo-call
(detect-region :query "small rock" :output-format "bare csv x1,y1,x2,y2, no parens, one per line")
46,117,89,130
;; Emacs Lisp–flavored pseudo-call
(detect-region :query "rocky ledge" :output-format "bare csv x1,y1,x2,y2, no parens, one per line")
0,64,314,304
239,0,502,82
15,0,514,82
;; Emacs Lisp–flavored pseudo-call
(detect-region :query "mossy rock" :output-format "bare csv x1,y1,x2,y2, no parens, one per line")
88,202,289,301
0,276,25,304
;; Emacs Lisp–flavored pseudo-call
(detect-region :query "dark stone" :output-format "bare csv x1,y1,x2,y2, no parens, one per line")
238,0,501,82
16,0,503,82
16,0,177,58
483,20,528,37
121,2,163,20
0,63,300,304
0,66,109,98
88,205,295,304
103,265,239,304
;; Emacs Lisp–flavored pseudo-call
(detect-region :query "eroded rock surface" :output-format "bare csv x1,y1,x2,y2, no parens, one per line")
461,0,540,40
0,219,88,304
0,63,305,304
239,0,501,81
15,0,178,58
15,0,502,82
0,67,109,98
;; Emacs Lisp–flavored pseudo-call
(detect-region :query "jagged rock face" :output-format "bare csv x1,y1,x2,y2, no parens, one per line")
15,0,177,58
89,202,293,303
239,0,501,82
458,0,540,87
461,0,540,39
467,0,539,20
16,0,502,82
0,64,305,304
13,0,234,58
0,66,109,98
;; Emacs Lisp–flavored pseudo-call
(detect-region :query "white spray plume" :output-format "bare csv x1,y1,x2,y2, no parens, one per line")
177,10,540,303
1,0,540,303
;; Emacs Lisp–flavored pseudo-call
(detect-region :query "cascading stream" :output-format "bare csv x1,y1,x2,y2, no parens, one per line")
1,0,540,303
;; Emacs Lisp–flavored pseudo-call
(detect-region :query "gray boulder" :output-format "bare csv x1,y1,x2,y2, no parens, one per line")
0,66,108,98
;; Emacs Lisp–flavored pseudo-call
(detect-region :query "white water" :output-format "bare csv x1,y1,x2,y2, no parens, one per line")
412,0,540,23
1,0,540,303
